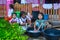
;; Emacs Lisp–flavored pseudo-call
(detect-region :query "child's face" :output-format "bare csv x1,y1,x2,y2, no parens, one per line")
22,14,26,18
38,14,43,20
13,14,16,18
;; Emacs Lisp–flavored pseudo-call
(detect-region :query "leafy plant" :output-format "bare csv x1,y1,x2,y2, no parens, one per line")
0,19,11,28
0,19,29,40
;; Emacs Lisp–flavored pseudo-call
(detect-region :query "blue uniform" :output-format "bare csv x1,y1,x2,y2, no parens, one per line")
35,20,46,30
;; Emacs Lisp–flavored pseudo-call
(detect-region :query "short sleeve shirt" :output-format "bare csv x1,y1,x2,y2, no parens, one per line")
9,17,19,23
35,20,46,28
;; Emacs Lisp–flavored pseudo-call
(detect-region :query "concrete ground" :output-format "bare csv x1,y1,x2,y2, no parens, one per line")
28,37,46,40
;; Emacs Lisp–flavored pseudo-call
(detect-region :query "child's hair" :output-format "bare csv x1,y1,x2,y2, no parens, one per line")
12,13,17,16
20,11,27,17
9,4,14,9
38,12,44,19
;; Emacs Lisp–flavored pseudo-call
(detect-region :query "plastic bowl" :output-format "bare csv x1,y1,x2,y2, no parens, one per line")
26,29,41,37
43,28,60,40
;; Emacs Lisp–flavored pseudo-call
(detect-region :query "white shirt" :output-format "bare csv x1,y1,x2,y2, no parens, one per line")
19,16,31,24
26,12,33,20
8,9,13,17
19,17,27,24
9,17,19,23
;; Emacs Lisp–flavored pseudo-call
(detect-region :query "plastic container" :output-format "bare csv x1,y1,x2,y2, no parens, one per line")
43,28,60,40
26,27,41,38
44,14,49,20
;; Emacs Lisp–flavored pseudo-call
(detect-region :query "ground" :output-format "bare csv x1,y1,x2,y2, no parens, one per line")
28,36,46,40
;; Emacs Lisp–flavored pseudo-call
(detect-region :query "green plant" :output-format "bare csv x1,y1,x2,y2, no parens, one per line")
0,19,11,28
11,23,26,35
0,19,29,40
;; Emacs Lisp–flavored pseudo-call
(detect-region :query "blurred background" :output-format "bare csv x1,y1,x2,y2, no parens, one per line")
0,0,60,20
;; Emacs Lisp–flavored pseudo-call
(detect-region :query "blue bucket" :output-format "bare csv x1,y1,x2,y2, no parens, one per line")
44,14,49,20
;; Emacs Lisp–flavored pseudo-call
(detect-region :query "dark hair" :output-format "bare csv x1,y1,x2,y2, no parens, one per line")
12,13,17,16
20,11,27,17
38,12,44,19
10,4,14,9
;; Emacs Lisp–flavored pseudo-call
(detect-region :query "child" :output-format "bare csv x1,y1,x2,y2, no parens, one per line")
34,13,52,31
27,12,33,19
8,4,14,18
9,13,19,23
19,11,31,26
7,4,14,21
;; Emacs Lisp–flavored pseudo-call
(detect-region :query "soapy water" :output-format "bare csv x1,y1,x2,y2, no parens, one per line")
28,30,40,33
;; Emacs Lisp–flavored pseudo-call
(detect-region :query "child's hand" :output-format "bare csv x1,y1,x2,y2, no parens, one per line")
34,29,38,32
45,22,52,28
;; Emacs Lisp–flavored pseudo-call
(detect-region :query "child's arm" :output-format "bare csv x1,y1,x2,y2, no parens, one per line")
37,23,43,31
20,23,26,26
34,22,36,30
27,19,31,26
17,18,19,23
26,16,31,26
45,21,52,28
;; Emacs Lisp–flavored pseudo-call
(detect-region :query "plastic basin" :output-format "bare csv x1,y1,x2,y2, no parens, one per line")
43,28,60,40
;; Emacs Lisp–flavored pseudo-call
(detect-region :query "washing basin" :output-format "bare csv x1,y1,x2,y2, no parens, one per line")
43,28,60,40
